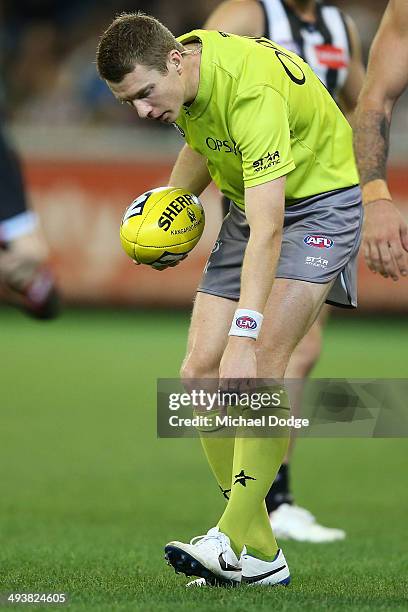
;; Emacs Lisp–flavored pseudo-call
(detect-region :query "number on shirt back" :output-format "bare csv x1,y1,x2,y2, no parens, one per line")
254,38,306,85
218,32,306,85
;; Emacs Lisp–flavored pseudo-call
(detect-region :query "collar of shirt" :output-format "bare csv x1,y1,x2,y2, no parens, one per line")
177,30,214,121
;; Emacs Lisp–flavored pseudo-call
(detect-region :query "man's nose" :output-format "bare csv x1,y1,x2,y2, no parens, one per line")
133,99,153,119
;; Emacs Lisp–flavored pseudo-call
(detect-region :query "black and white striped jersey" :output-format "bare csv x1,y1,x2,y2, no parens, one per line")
259,0,351,98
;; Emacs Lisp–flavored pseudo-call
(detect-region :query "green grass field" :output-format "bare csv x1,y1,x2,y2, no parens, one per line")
1,308,407,611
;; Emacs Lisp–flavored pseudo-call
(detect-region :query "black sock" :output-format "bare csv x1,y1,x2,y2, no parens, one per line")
265,464,293,513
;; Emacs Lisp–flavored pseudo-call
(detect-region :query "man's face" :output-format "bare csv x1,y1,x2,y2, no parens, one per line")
108,59,185,124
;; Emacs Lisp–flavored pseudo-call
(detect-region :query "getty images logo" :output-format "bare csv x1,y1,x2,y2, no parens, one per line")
303,235,334,249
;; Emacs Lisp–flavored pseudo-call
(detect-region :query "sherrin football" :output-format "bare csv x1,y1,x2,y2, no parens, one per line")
120,187,205,267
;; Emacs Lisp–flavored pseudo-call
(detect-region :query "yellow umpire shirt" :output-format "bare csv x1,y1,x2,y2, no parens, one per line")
175,30,359,210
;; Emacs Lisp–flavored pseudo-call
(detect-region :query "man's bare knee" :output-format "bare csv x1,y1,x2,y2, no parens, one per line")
180,293,234,389
180,357,219,392
256,344,289,379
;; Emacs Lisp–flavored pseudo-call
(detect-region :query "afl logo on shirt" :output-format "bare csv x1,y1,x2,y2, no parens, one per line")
304,235,334,249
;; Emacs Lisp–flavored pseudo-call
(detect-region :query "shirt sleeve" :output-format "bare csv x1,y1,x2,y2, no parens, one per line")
229,85,296,188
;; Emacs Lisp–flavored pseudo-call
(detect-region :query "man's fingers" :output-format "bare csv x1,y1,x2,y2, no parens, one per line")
366,241,381,274
400,224,408,254
389,239,408,278
218,378,228,393
378,241,398,280
362,239,370,263
218,378,251,396
363,239,376,273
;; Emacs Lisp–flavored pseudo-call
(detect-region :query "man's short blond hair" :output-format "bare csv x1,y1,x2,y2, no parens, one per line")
96,12,184,82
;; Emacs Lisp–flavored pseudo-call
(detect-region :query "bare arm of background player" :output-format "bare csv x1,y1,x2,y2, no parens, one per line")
338,14,365,120
353,0,408,280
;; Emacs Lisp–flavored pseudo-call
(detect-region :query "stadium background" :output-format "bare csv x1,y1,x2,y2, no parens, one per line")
1,1,407,610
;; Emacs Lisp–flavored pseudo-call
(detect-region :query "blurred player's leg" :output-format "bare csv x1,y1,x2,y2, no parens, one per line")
264,304,345,542
284,307,329,460
267,312,324,506
0,128,60,319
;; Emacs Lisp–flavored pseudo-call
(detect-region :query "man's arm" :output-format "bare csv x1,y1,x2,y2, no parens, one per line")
169,144,212,195
239,179,285,311
338,14,365,119
219,177,285,382
353,0,408,280
203,0,264,36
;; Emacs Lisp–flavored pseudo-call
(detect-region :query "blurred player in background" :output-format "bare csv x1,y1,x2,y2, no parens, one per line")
0,12,60,319
0,122,60,320
201,0,365,542
354,0,408,279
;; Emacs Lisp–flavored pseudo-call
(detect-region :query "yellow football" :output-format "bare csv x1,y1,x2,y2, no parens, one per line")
120,187,205,266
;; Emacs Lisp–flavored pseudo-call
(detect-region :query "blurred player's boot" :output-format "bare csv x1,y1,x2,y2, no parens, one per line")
0,234,60,320
0,248,60,320
165,526,242,586
265,463,293,513
186,547,290,587
270,503,346,542
19,265,60,320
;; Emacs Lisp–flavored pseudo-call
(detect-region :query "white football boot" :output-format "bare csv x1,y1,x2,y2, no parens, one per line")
165,526,241,586
241,547,290,586
270,503,346,542
186,547,290,587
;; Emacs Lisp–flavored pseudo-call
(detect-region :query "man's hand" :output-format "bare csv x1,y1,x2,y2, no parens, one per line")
363,200,408,280
219,336,257,390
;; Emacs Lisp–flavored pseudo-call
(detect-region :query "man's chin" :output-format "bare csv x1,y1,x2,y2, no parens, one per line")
154,111,170,123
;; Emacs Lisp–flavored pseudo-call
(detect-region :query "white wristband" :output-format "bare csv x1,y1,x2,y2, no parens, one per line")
229,308,264,339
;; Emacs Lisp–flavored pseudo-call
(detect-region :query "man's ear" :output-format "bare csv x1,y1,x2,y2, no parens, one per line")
168,49,183,73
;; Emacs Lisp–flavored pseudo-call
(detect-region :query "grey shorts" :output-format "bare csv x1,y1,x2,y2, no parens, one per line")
198,185,363,308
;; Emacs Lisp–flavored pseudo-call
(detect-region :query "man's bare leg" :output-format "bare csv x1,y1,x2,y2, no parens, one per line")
262,300,346,542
